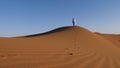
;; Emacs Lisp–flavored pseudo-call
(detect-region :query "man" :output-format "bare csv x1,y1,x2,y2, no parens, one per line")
72,18,76,26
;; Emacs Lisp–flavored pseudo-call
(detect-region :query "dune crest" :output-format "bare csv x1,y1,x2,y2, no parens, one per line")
0,26,120,68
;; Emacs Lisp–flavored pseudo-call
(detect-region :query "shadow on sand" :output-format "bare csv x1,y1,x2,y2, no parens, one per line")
22,26,71,37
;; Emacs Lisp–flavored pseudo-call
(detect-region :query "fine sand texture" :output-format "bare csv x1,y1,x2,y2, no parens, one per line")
0,26,120,68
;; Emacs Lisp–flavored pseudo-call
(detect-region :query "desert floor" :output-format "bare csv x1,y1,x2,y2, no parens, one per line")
0,26,120,68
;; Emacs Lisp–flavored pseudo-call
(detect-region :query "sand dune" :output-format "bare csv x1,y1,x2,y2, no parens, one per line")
0,26,120,68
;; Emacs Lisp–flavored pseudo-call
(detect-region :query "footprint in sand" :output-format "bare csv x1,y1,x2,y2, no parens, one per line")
68,53,73,55
118,40,120,42
0,55,7,59
0,54,18,59
65,48,69,50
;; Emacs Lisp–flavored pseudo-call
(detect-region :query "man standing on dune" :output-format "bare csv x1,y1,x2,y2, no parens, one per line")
72,18,76,26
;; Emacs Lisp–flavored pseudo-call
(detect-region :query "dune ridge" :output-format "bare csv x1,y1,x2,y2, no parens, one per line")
0,26,120,68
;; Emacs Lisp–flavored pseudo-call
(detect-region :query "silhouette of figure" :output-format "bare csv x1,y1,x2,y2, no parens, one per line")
72,18,76,26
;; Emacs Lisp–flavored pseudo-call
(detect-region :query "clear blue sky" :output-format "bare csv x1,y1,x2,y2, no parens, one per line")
0,0,120,37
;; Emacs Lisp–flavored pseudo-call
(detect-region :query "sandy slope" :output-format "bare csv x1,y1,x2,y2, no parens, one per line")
0,26,120,68
98,34,120,48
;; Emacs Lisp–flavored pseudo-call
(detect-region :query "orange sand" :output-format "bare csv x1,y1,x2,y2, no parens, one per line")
0,26,120,68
